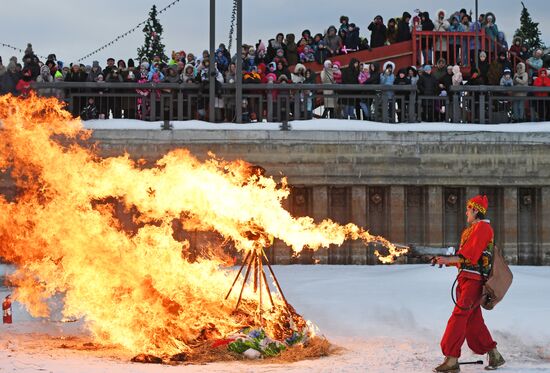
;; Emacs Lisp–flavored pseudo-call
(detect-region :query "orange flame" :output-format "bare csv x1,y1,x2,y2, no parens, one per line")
0,94,407,354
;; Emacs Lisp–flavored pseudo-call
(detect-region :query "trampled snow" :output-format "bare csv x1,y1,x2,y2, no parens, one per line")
83,119,550,133
1,264,549,372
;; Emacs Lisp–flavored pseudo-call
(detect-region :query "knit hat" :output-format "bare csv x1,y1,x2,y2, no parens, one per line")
467,195,488,214
92,61,100,68
503,68,512,75
423,65,432,72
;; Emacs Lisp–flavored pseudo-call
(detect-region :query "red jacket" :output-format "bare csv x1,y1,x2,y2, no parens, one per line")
16,79,33,96
534,68,550,97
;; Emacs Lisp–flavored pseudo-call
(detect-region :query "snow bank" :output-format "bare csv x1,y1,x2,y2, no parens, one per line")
83,119,550,133
1,265,549,372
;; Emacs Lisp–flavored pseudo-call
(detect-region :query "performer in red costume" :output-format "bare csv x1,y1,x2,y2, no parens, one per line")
433,195,505,372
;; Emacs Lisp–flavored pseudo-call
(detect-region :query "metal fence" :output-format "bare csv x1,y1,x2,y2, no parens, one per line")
31,82,550,124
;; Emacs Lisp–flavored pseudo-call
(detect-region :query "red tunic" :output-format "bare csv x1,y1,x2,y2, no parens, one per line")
457,220,493,280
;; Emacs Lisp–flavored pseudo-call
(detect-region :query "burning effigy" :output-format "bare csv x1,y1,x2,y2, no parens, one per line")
0,94,407,364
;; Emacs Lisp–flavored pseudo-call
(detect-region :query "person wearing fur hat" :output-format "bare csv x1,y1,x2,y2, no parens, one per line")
396,12,412,43
291,63,306,84
368,15,387,48
483,12,499,53
434,195,505,372
451,65,463,86
386,19,398,45
509,37,523,58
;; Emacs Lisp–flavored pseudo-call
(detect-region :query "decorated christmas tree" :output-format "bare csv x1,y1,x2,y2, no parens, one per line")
137,5,168,62
514,2,545,52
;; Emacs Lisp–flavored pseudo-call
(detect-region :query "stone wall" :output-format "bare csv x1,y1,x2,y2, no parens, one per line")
2,129,550,265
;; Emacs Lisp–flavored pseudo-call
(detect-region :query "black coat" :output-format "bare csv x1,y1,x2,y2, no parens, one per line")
396,21,412,42
365,63,381,85
345,28,361,50
368,22,387,48
342,59,360,84
0,71,20,95
417,73,439,95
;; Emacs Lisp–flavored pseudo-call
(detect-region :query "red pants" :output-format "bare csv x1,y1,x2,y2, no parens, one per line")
440,275,497,358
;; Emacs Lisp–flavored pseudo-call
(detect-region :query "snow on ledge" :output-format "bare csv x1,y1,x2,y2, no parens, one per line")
82,119,550,133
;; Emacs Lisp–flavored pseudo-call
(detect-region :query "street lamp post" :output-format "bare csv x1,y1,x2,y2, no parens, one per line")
475,0,479,68
235,0,243,123
209,0,216,122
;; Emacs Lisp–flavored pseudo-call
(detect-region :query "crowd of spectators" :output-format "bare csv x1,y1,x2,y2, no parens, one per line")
1,8,549,122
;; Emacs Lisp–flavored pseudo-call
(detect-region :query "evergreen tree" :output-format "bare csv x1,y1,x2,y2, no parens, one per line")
137,5,168,63
514,2,545,52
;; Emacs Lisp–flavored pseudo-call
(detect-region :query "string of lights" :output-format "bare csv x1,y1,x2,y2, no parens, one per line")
0,42,47,60
227,0,238,52
77,0,182,63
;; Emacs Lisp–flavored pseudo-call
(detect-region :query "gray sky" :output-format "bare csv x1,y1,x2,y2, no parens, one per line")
1,0,549,65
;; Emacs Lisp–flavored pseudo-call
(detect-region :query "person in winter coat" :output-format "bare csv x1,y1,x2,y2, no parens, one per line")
533,68,550,120
448,15,465,66
509,36,523,59
181,63,197,83
512,62,529,121
420,12,436,64
417,65,440,121
341,58,360,119
386,19,398,45
500,67,513,86
434,9,450,63
321,60,336,118
0,62,20,95
483,12,499,52
478,51,490,84
332,61,343,84
87,61,103,82
16,68,34,97
339,16,350,35
36,64,55,97
368,15,387,48
394,67,410,121
408,66,419,86
527,49,544,79
488,52,511,85
358,63,371,84
285,34,299,66
433,58,448,82
291,63,306,84
324,26,343,57
439,65,454,93
65,63,88,82
452,65,463,86
300,45,315,63
215,48,229,74
396,12,412,43
380,61,396,98
344,24,361,51
268,33,286,61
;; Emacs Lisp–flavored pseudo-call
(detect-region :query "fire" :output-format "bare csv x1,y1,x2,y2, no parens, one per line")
0,94,407,355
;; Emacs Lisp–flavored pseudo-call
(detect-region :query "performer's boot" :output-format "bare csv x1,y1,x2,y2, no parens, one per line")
485,348,505,370
434,356,460,372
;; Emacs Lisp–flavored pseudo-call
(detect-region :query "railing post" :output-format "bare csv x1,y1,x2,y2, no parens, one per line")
479,91,486,124
177,90,184,121
408,89,417,123
150,93,156,121
293,89,301,121
267,90,273,122
452,91,460,123
382,93,389,123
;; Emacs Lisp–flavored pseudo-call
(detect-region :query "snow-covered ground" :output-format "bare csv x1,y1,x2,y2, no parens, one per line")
1,265,549,372
83,118,550,133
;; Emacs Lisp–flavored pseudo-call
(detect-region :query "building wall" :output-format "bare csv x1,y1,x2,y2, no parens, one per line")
2,129,550,265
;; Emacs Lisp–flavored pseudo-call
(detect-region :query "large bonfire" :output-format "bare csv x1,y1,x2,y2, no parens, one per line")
0,94,406,360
